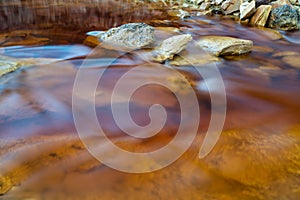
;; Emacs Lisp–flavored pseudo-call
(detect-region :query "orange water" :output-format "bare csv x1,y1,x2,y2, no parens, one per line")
0,1,299,199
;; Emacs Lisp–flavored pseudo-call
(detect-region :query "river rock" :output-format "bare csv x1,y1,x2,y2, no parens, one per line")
0,176,12,195
221,0,231,10
169,51,220,66
282,55,300,68
199,2,211,11
224,0,242,15
240,1,256,20
268,5,299,31
152,34,193,62
197,36,253,56
250,5,272,27
98,23,155,49
167,9,190,18
215,0,225,5
0,60,21,77
271,0,291,8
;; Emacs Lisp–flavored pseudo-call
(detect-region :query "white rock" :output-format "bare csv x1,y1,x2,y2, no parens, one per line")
240,1,256,20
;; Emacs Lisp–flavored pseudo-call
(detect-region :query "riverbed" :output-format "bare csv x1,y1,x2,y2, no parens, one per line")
0,0,299,199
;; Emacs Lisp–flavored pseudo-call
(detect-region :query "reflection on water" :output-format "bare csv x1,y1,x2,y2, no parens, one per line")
0,0,300,199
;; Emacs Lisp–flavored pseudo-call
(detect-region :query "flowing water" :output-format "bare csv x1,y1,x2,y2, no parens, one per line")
0,0,300,199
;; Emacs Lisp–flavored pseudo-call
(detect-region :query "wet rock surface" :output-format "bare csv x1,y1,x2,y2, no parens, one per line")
0,176,12,196
250,5,272,26
268,5,299,30
197,36,253,56
159,0,300,30
151,34,192,62
0,60,21,77
98,23,155,49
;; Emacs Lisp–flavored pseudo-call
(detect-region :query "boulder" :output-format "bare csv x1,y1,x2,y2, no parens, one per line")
0,60,21,77
250,5,272,27
268,5,299,31
197,36,253,56
98,23,155,49
151,34,193,62
240,1,256,20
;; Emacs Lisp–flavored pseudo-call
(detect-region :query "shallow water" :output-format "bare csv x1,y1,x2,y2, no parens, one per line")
0,0,300,199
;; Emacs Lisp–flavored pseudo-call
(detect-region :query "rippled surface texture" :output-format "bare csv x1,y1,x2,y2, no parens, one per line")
0,0,300,199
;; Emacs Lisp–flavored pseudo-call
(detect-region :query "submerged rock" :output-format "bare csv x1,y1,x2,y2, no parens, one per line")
167,9,190,18
169,51,220,66
268,5,299,30
197,36,253,56
0,176,12,195
98,23,155,49
282,55,300,68
250,5,272,27
240,1,256,20
0,61,21,77
151,34,192,62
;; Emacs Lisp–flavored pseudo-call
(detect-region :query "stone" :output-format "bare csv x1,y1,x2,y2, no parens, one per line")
255,27,283,40
255,0,271,7
0,176,12,195
250,5,272,27
252,45,274,53
221,0,231,10
167,9,190,19
282,55,300,68
151,34,193,62
199,2,212,10
289,0,299,5
271,0,291,8
0,60,21,77
215,0,224,5
197,36,253,56
169,50,220,66
98,23,155,50
83,36,101,47
211,5,225,14
268,5,299,31
224,0,242,15
240,1,256,20
273,51,299,57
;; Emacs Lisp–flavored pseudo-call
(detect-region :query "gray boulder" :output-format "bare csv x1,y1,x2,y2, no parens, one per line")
98,23,155,49
268,5,299,31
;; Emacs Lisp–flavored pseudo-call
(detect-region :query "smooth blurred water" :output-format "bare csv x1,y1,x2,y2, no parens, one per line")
0,1,299,199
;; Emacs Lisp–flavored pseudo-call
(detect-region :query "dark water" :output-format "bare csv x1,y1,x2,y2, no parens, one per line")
0,1,299,199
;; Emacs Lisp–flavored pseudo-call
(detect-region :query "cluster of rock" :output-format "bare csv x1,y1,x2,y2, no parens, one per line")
163,0,300,30
88,22,253,64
